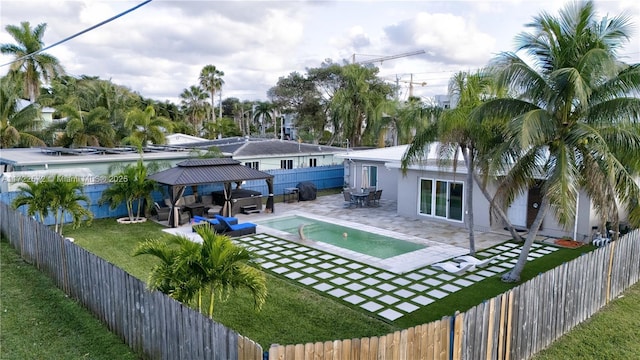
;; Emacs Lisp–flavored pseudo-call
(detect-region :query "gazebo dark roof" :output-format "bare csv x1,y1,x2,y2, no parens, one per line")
148,158,273,186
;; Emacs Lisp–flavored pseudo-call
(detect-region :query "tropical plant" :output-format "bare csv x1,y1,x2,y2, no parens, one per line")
123,105,173,146
0,21,64,102
49,175,93,235
133,225,267,317
199,65,225,123
253,101,274,136
479,1,640,282
0,76,45,148
179,85,209,129
11,176,53,222
329,64,394,147
55,105,115,147
99,159,165,222
12,175,93,235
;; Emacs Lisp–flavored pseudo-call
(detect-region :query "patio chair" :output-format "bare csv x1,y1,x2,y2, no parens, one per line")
216,216,257,237
453,255,495,268
366,190,376,206
431,261,475,275
372,189,382,206
343,189,356,208
154,202,170,221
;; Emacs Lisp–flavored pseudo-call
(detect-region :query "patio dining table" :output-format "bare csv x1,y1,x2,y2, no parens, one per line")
350,192,370,207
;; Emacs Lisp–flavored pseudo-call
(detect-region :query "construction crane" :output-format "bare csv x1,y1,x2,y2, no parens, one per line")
352,49,425,65
398,73,427,98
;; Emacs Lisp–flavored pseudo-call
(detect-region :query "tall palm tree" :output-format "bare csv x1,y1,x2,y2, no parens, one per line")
253,101,273,136
199,65,225,123
133,225,267,318
124,105,173,146
329,64,393,147
179,85,209,130
0,76,45,148
1,22,64,102
480,1,640,282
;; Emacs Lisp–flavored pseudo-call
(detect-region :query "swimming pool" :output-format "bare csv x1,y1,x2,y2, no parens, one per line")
256,215,425,259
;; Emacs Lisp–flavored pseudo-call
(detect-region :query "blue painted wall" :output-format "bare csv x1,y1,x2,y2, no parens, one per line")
0,165,344,225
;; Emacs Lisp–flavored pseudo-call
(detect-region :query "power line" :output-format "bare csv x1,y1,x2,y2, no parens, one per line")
1,0,153,68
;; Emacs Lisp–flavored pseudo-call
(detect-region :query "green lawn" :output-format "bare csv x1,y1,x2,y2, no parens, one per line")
0,240,139,360
532,281,640,360
63,218,593,348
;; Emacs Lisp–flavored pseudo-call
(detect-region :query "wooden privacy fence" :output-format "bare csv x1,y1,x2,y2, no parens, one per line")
3,199,639,360
0,202,263,360
269,230,640,360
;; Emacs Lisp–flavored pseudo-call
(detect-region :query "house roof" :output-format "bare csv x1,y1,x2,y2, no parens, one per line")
147,158,273,186
335,143,466,171
165,133,208,145
187,137,346,158
0,147,193,166
335,145,410,162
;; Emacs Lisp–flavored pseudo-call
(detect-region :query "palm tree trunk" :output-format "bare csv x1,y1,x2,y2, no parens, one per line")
208,291,215,318
472,173,524,243
211,90,216,123
59,210,65,235
502,195,550,282
463,148,476,255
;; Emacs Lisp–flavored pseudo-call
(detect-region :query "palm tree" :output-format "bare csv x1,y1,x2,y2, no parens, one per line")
480,1,640,282
199,65,225,123
133,225,267,317
179,85,209,130
100,159,164,222
123,105,173,146
0,76,45,148
49,175,93,235
1,22,64,102
329,64,394,147
55,105,115,147
253,101,273,136
11,176,54,222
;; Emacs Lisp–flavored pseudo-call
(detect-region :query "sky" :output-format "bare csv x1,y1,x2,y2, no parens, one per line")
1,0,639,105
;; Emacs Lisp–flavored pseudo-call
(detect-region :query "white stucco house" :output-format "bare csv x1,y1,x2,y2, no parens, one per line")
337,144,627,241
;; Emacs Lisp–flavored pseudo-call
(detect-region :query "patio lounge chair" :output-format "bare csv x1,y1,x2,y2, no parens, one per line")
214,214,238,225
216,216,257,237
453,255,495,268
191,215,225,233
154,202,170,221
432,261,475,275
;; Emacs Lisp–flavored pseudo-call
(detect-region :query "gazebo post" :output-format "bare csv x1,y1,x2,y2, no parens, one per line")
266,178,275,213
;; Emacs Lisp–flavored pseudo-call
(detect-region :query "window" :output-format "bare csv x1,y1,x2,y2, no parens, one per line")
245,161,259,170
280,159,293,169
419,178,464,221
309,158,317,167
361,165,378,188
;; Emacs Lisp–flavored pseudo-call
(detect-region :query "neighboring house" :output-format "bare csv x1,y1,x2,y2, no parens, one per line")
16,99,55,130
187,137,346,171
166,133,208,145
337,144,621,241
0,138,347,192
0,146,194,185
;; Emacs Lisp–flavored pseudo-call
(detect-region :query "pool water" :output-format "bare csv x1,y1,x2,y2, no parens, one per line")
257,215,425,259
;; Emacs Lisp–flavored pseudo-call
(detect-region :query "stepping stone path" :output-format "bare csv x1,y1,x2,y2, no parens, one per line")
234,235,559,321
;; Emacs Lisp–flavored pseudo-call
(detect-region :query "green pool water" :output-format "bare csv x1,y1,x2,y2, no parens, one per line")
256,215,425,259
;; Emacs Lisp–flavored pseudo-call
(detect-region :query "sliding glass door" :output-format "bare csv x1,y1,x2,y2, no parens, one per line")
419,178,464,221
